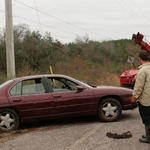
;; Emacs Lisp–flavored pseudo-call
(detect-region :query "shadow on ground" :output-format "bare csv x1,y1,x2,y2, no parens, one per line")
119,111,137,121
20,115,99,131
20,111,137,131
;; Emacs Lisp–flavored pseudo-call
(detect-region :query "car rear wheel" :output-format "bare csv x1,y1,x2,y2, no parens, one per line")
98,98,122,122
0,109,20,132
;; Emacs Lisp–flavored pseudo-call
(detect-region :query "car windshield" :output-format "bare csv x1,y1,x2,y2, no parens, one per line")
77,80,93,88
0,80,13,90
67,76,93,88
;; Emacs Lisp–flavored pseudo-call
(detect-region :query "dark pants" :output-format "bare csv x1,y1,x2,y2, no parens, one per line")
139,103,150,125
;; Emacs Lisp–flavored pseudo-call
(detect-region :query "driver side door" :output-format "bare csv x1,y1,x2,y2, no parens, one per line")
48,77,96,117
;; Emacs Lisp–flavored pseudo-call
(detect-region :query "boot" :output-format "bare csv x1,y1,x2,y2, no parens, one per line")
139,125,150,144
141,129,146,139
141,135,146,139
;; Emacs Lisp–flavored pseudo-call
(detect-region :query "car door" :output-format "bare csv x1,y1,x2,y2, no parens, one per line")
8,77,56,122
47,77,97,117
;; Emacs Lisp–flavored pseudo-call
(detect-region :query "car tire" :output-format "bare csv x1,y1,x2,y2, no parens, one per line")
0,108,20,132
98,98,122,122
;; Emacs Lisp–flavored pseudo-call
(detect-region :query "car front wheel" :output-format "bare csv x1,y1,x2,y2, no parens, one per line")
0,109,20,132
98,98,122,122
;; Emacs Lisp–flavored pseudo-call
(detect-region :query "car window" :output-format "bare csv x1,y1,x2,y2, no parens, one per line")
64,79,79,90
10,82,21,96
48,77,79,93
22,78,46,95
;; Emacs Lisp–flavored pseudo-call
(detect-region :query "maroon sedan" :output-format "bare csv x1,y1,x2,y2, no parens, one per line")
0,74,136,132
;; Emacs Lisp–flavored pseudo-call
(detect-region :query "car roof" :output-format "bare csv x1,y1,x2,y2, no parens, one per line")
13,74,71,82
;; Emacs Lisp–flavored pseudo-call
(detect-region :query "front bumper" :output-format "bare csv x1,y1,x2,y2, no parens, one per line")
123,103,137,110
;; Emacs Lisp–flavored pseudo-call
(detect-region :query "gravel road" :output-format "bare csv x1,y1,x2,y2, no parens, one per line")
0,108,150,150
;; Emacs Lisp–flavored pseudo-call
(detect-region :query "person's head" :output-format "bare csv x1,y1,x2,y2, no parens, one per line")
139,50,150,65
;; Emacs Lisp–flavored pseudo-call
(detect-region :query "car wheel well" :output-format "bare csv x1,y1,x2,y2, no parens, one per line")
98,96,123,122
99,95,123,109
0,107,20,120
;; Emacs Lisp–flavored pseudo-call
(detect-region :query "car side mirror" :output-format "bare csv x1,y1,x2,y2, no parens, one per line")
77,86,85,92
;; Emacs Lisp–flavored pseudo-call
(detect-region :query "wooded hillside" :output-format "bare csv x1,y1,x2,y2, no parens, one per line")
0,24,140,85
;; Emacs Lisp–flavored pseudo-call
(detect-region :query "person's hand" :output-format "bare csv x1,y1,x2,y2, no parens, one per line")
131,97,136,103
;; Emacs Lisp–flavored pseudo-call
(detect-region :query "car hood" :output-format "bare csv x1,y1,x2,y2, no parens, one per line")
94,86,133,95
120,69,138,77
96,86,132,90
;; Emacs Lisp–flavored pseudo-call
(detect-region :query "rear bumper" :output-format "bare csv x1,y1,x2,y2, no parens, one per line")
123,103,137,110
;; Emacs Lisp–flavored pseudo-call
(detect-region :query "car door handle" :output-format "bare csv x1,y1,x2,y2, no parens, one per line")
53,95,61,98
13,99,22,103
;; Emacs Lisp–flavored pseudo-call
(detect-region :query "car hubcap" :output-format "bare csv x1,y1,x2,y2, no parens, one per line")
0,113,15,130
102,102,117,117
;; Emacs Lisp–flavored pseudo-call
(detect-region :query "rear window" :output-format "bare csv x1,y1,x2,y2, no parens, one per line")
0,80,13,90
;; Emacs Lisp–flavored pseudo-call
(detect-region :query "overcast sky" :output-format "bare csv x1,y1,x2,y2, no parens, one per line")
0,0,150,43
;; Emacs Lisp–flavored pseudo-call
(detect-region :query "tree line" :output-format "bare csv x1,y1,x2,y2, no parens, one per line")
0,24,140,85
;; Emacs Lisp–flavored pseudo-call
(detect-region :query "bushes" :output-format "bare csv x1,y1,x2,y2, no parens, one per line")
0,24,140,85
0,72,7,83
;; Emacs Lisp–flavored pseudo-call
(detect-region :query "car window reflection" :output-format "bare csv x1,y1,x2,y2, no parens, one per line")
48,77,79,93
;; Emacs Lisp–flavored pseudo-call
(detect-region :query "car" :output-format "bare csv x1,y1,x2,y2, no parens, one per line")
0,74,137,132
120,69,138,89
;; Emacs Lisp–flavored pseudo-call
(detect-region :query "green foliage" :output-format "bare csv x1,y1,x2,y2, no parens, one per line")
0,24,140,85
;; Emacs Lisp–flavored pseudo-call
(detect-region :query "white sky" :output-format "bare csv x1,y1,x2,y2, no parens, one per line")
1,0,150,43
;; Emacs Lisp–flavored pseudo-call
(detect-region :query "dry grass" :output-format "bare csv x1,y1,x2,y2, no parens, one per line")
0,72,7,83
54,57,120,87
99,73,120,86
0,57,121,86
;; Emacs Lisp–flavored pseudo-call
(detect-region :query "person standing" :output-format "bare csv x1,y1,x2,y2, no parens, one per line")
132,50,150,144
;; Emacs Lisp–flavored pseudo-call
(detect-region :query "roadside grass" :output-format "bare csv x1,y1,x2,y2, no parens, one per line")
0,72,7,83
0,68,120,86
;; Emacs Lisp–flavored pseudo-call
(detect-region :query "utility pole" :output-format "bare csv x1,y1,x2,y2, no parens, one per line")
5,0,16,79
